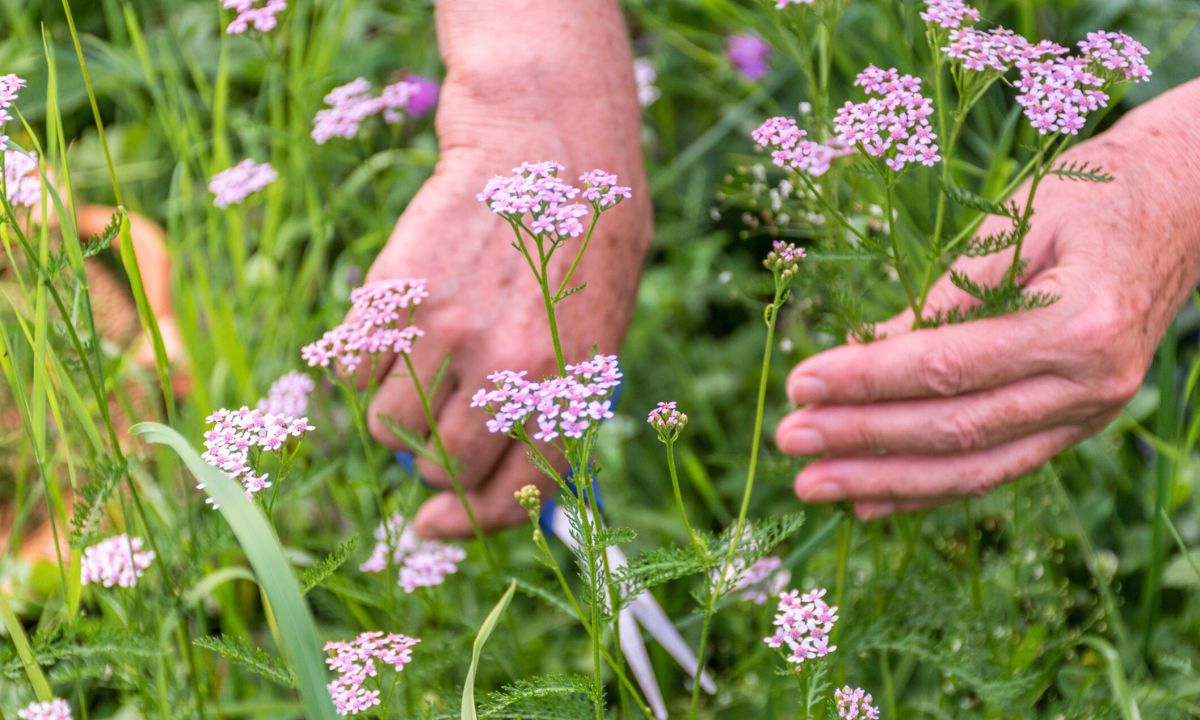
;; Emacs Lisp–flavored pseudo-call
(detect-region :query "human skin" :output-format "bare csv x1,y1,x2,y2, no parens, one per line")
776,78,1200,519
357,0,651,538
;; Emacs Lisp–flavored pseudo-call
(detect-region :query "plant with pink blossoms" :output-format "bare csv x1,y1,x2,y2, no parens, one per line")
834,66,941,172
208,159,277,208
324,631,419,716
919,0,980,31
764,587,839,666
17,699,72,720
80,534,155,588
731,556,791,605
223,0,286,34
835,686,881,719
4,149,40,209
0,73,25,145
359,513,466,593
301,279,427,374
200,406,314,507
1079,31,1151,83
258,370,315,417
311,77,420,144
727,34,772,81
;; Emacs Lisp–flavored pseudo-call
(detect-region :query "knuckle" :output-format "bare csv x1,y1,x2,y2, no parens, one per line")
930,412,988,452
1100,365,1144,408
918,345,968,397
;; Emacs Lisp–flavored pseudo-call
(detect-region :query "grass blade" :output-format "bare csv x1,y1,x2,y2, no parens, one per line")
462,580,517,720
1081,636,1142,720
130,421,337,720
0,592,53,702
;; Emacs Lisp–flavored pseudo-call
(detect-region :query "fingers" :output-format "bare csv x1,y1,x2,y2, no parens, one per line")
366,348,451,449
776,374,1094,457
414,443,563,539
415,390,510,489
793,423,1086,504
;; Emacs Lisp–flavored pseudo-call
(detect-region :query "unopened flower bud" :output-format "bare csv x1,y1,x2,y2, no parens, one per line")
763,240,806,278
647,401,688,439
515,484,542,514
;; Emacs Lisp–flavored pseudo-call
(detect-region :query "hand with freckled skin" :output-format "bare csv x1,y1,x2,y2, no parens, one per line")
775,78,1200,519
354,0,651,539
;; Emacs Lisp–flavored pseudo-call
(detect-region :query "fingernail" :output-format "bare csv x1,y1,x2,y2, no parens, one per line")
796,479,844,503
781,428,824,456
788,376,827,404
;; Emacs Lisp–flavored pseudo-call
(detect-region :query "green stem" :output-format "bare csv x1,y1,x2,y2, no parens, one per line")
690,283,785,718
884,176,920,318
554,210,601,301
665,437,705,556
964,499,983,613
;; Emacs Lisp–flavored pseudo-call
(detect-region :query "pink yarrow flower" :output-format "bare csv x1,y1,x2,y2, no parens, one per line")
208,159,277,208
752,116,835,177
836,686,881,719
360,513,466,592
834,65,941,171
325,631,419,716
946,27,1067,73
478,163,630,240
301,279,427,373
733,556,792,605
311,77,419,143
4,150,40,208
920,0,980,30
200,406,314,506
257,370,315,417
17,699,72,720
647,401,688,433
727,34,772,81
1078,31,1151,82
775,0,816,7
81,534,155,588
223,0,286,34
404,74,440,118
0,73,26,146
471,354,622,443
764,587,839,666
1014,55,1109,135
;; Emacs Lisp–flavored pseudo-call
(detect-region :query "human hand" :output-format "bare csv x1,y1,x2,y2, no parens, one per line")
356,0,650,539
775,81,1200,519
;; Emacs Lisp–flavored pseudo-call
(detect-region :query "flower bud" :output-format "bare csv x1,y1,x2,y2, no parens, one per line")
515,484,542,514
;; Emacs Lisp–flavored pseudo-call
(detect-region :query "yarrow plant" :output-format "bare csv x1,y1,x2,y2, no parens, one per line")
727,34,772,81
301,278,427,373
311,77,420,144
257,370,315,417
765,587,839,666
731,555,791,605
835,686,881,719
0,73,25,144
324,631,419,715
470,355,622,442
222,0,286,34
208,159,277,208
200,406,314,505
16,699,72,720
80,534,155,589
359,513,466,592
4,149,39,209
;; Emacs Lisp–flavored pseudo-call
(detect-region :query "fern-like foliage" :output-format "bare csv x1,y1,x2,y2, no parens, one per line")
932,269,1058,325
70,456,125,547
1048,160,1114,183
710,512,805,597
962,221,1027,258
479,674,597,719
83,209,122,257
942,181,1021,219
193,634,297,688
615,545,708,606
301,537,358,594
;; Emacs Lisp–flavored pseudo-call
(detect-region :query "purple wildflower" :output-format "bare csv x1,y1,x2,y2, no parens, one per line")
311,77,419,143
1014,56,1109,135
257,371,315,417
325,631,419,715
727,34,772,81
81,535,155,589
200,406,314,505
4,150,40,208
764,240,806,281
359,513,466,593
471,354,622,443
301,279,427,373
834,65,940,171
919,0,980,30
0,73,26,144
223,0,286,34
404,74,440,118
764,587,839,666
1078,31,1151,82
836,686,881,719
17,699,72,720
578,169,633,209
208,159,277,208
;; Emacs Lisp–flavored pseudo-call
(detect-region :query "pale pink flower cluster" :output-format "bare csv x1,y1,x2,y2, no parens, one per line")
81,535,155,588
223,0,286,34
946,28,1066,73
471,354,622,442
775,0,815,7
1078,31,1151,82
201,407,314,504
733,556,792,605
727,34,772,81
359,513,466,593
301,279,428,372
834,65,940,171
4,150,39,208
634,58,660,108
1014,56,1108,135
764,587,839,666
478,162,629,240
764,240,806,280
311,77,418,144
17,699,72,720
257,370,314,417
919,0,980,30
325,631,419,715
836,686,880,719
0,73,25,145
751,117,835,177
208,159,277,208
647,401,688,433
